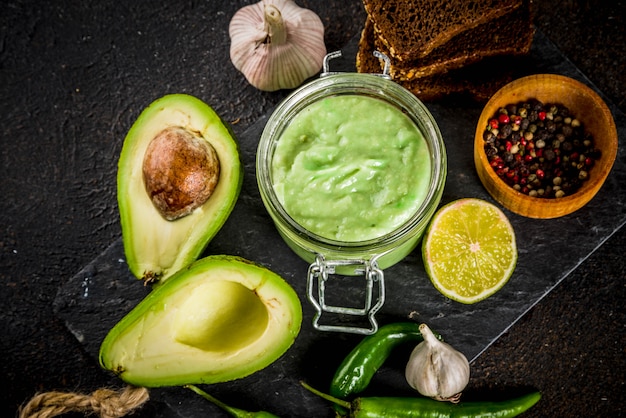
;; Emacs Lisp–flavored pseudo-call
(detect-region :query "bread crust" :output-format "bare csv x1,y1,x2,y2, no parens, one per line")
363,0,523,61
372,1,534,81
356,20,528,102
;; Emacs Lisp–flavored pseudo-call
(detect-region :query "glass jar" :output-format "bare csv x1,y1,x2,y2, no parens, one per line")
256,52,447,334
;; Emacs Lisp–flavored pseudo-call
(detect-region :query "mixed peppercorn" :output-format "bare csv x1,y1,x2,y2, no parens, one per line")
483,100,601,198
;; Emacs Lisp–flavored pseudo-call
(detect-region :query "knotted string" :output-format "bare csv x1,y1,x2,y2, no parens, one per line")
18,385,149,418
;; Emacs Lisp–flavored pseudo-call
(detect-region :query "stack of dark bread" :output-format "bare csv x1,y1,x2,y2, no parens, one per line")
357,0,535,101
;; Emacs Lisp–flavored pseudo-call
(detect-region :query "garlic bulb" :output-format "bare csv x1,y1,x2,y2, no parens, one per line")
228,0,326,91
405,323,470,403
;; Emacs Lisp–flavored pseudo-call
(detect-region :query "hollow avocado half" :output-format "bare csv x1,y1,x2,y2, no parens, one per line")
117,94,242,284
99,255,302,387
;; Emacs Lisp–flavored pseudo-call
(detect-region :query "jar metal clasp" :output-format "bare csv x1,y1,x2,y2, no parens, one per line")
307,254,385,335
321,50,391,79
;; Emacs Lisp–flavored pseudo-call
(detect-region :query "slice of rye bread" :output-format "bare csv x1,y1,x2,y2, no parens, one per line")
356,22,530,102
372,0,534,81
363,0,523,62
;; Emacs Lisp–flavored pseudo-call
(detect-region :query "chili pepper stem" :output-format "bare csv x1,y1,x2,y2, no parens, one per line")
186,385,229,410
185,385,279,418
300,381,352,410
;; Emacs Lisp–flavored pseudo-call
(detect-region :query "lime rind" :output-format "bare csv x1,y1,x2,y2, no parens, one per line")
422,198,517,304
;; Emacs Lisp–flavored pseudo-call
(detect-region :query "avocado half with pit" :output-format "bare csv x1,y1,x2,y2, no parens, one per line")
99,255,302,387
118,94,242,284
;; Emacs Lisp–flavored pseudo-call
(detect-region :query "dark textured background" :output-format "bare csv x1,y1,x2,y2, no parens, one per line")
1,1,624,417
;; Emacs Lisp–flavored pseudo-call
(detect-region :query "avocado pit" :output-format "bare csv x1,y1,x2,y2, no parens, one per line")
143,126,220,221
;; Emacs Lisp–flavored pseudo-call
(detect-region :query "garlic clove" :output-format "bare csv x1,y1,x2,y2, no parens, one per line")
229,0,326,91
405,323,470,403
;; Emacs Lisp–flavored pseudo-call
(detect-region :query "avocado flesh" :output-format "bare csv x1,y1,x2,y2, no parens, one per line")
99,255,302,387
118,94,242,283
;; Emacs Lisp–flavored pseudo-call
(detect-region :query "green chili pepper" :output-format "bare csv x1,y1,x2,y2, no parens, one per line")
330,322,441,401
303,381,541,418
185,385,280,417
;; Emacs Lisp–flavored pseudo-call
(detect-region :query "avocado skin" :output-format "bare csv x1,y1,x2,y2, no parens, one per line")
98,255,302,387
117,94,243,284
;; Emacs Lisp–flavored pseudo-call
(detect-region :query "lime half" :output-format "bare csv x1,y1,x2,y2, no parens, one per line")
422,198,517,304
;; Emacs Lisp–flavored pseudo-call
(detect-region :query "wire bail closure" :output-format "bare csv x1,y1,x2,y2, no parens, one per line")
321,50,391,79
307,254,385,335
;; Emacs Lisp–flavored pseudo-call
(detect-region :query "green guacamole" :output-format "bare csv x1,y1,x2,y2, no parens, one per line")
271,95,431,242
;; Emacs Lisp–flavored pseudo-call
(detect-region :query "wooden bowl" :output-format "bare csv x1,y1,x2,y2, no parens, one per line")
474,74,618,219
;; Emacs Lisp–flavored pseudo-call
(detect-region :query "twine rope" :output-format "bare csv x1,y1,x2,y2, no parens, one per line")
18,385,149,418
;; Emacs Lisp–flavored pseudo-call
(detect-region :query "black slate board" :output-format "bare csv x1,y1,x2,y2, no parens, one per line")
54,30,626,417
